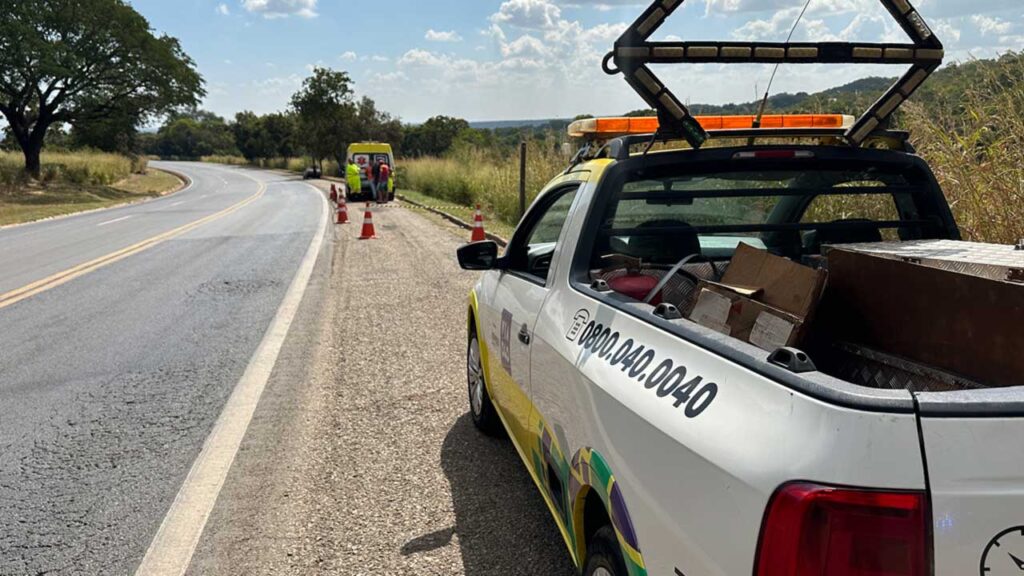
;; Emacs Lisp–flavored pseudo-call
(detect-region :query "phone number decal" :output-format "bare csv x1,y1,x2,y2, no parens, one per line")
575,318,718,418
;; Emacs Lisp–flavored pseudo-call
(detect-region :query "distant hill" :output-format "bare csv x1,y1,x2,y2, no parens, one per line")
469,118,571,130
466,77,899,129
626,76,897,117
464,53,1023,144
622,53,1024,118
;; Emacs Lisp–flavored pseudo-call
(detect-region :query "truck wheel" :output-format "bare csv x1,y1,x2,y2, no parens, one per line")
467,332,501,436
583,526,628,576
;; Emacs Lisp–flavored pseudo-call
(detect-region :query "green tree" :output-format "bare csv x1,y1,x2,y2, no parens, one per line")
70,104,142,156
232,111,272,162
402,116,471,156
0,0,204,177
290,67,357,171
262,112,299,158
150,109,236,159
353,97,403,154
231,111,298,162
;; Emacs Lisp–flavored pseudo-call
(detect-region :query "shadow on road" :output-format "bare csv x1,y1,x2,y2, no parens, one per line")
408,413,576,575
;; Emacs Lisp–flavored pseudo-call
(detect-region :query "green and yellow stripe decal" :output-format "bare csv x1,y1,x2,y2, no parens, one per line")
468,293,647,575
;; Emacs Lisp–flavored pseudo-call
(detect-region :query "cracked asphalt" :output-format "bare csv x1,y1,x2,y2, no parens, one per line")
0,167,574,575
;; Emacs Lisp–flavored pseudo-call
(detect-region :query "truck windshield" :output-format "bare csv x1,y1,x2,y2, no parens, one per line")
594,161,936,262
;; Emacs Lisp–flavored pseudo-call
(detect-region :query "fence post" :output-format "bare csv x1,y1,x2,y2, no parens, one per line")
519,141,527,220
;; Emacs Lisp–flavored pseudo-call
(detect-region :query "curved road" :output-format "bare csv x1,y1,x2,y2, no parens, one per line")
0,163,327,575
0,163,574,575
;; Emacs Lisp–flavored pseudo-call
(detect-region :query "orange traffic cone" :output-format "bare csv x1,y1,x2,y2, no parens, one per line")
329,183,338,203
358,204,377,240
470,205,487,242
336,196,349,224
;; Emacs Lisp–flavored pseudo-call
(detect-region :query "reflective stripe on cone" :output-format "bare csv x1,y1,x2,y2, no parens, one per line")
358,204,377,239
471,205,486,242
336,196,349,224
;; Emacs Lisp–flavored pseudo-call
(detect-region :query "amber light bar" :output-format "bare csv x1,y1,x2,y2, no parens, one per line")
567,114,854,139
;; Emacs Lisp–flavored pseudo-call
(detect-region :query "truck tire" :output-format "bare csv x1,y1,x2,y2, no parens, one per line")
583,526,628,576
467,332,502,436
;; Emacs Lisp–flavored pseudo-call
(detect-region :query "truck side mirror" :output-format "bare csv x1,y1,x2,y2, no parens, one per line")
458,241,503,271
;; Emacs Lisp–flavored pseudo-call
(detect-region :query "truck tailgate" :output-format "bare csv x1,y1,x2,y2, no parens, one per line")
920,416,1024,575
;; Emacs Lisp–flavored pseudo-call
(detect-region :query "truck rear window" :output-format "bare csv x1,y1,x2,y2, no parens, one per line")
593,162,933,263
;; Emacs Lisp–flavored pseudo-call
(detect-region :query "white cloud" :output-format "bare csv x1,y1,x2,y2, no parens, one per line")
240,0,317,19
340,51,357,61
370,0,633,120
931,19,962,44
971,15,1013,36
216,3,230,16
732,1,907,43
491,0,563,29
425,29,463,42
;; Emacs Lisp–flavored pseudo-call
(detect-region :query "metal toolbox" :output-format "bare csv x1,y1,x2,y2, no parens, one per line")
836,239,1024,284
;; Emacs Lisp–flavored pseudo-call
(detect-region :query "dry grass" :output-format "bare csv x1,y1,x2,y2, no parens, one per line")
0,150,146,192
111,169,182,195
0,157,180,227
902,59,1024,244
400,142,567,226
397,188,517,240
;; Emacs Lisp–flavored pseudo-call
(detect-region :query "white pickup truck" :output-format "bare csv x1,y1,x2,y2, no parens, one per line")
457,116,1024,576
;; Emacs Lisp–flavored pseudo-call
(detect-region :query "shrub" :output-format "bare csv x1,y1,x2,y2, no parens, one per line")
902,55,1024,244
401,141,566,226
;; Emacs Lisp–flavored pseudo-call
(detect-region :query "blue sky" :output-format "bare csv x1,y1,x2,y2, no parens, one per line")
129,0,1024,123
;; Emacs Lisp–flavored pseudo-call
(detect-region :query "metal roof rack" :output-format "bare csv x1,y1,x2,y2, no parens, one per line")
604,0,944,149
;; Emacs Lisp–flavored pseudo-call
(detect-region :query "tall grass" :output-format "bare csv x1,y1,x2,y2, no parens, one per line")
901,57,1024,244
0,150,146,192
401,142,567,225
201,155,338,175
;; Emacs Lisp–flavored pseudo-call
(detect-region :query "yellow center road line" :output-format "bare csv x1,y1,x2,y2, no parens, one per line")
0,181,266,312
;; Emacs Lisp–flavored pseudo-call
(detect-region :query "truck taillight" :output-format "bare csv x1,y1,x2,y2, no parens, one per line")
755,483,930,576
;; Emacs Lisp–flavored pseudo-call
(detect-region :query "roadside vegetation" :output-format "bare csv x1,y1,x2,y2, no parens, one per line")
4,1,1018,244
398,53,1024,245
400,143,566,227
0,0,200,225
0,150,180,226
900,55,1024,245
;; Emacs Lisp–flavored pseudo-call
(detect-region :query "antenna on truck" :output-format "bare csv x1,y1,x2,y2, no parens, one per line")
752,0,813,131
604,0,944,148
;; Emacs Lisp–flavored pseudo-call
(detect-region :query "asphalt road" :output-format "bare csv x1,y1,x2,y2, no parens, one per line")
0,163,326,575
0,165,573,575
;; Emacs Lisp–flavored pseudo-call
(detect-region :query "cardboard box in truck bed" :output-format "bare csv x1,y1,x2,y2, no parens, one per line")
689,244,827,352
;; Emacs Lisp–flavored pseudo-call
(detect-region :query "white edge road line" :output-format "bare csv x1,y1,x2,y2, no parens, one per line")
97,215,133,227
134,178,330,576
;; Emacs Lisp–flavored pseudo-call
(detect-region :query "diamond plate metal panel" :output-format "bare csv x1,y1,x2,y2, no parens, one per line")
834,240,1024,283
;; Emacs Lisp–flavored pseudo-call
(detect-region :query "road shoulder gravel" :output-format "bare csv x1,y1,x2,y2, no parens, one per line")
186,185,574,575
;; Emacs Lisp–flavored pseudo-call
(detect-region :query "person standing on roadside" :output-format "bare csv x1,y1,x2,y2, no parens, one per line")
346,158,361,201
371,159,382,202
378,161,391,204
